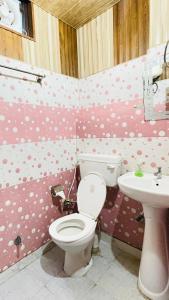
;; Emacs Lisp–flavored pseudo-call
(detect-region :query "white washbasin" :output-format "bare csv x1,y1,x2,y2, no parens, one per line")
118,171,169,300
118,172,169,208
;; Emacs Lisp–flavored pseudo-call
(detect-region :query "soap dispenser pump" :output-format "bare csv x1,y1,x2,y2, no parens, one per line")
135,162,144,177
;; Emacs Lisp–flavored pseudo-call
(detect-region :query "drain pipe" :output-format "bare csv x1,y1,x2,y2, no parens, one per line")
14,235,22,258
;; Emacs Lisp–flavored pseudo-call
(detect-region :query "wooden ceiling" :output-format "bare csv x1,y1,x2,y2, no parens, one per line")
31,0,120,28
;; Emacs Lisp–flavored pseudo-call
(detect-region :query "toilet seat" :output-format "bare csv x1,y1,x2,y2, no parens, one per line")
49,213,95,243
77,172,106,220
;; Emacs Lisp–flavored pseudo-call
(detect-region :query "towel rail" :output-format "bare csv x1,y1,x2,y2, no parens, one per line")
0,64,45,84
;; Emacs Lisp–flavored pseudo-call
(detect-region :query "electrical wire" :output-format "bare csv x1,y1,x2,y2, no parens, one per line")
68,164,77,200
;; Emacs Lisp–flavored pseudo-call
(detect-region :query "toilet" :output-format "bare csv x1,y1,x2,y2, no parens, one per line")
49,153,121,276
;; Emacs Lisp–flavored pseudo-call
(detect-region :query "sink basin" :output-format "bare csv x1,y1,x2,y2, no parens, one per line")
118,172,169,300
118,172,169,208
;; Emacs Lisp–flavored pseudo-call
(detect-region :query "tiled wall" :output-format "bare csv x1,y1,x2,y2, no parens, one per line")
0,57,78,272
1,44,169,272
77,44,169,249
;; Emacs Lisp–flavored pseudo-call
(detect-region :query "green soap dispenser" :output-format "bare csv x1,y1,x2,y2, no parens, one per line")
135,162,144,177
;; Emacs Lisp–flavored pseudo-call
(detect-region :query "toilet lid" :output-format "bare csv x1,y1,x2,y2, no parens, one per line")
77,173,106,220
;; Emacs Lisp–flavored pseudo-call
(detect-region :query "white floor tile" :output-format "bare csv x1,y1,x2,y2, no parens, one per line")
0,268,43,300
27,287,56,300
0,238,145,300
0,268,15,286
99,240,116,262
46,277,95,300
81,284,118,300
86,255,111,283
26,245,64,285
97,259,144,300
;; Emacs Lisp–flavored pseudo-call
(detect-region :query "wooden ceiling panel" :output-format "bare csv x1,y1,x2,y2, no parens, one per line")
31,0,120,28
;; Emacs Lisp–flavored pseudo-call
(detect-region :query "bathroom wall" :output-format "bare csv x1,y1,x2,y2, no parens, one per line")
0,4,78,77
77,0,149,78
149,0,169,48
77,0,169,78
77,44,169,249
0,56,78,272
1,42,168,273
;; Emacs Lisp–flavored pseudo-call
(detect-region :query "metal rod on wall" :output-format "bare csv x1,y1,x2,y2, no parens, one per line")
0,64,46,84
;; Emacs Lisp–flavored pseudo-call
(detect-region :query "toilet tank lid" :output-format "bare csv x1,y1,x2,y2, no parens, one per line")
78,153,121,164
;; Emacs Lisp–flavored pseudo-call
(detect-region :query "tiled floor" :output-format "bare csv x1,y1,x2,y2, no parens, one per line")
0,238,145,300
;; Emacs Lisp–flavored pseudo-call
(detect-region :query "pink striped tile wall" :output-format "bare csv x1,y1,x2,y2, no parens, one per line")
0,170,76,272
77,99,168,139
77,45,169,250
0,56,78,272
100,190,144,249
0,101,76,144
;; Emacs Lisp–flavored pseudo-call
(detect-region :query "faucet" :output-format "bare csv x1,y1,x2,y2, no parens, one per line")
154,167,162,179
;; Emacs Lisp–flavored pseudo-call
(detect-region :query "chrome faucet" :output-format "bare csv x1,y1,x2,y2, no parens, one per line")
154,167,162,179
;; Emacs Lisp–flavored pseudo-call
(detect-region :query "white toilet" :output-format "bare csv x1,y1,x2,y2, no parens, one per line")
49,154,121,276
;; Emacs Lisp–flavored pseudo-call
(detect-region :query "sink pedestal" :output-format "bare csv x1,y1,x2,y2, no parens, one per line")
138,205,169,300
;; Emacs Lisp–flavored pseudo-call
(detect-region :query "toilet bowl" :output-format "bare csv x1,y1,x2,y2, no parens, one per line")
49,213,96,253
49,172,107,276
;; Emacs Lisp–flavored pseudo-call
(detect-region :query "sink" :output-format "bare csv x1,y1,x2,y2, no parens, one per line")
118,172,169,208
118,172,169,300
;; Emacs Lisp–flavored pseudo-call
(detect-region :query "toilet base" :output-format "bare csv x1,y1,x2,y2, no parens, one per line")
72,258,93,277
64,240,93,276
